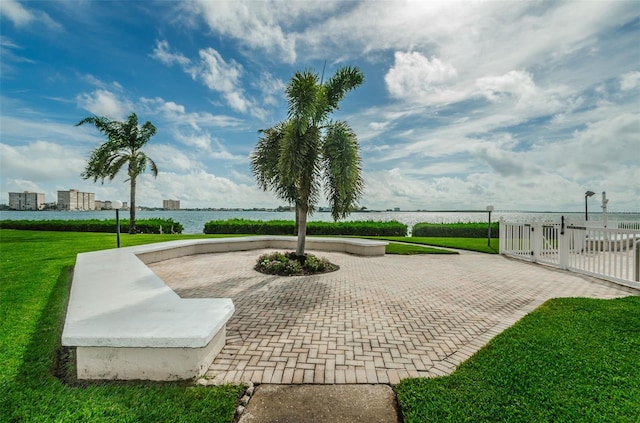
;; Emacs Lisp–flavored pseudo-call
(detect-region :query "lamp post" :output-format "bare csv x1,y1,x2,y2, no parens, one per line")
112,200,123,248
584,191,595,221
486,205,494,247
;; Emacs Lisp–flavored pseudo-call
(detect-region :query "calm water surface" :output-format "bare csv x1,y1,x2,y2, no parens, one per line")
2,210,638,234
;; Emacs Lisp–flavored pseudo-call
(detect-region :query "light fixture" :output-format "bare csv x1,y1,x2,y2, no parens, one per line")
584,191,595,221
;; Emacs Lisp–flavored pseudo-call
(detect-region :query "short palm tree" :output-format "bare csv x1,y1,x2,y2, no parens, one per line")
77,113,158,234
251,66,365,256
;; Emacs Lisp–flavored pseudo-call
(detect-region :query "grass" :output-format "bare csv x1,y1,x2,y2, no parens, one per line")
377,236,500,254
384,241,457,255
0,230,243,423
397,296,640,422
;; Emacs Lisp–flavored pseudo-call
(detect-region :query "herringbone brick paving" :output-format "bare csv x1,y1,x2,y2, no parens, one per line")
149,248,636,385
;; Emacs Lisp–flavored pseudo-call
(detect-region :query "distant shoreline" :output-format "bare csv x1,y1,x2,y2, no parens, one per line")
2,209,638,235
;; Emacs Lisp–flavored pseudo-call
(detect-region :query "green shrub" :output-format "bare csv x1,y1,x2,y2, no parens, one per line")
203,219,407,236
308,220,406,236
0,218,184,234
412,222,499,238
204,218,293,235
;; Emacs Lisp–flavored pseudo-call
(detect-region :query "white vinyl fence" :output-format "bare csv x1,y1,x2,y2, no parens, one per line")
500,217,640,289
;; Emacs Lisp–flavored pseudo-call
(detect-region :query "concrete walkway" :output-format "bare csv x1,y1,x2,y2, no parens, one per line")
237,384,400,422
149,249,636,386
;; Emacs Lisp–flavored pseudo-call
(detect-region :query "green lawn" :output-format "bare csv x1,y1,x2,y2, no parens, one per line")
0,230,243,423
397,296,640,422
378,236,500,254
384,241,457,255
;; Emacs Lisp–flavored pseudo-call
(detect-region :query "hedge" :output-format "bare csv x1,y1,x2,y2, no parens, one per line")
203,218,407,236
0,218,184,234
412,222,499,238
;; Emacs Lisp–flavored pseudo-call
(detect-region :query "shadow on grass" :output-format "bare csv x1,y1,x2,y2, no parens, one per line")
2,265,242,423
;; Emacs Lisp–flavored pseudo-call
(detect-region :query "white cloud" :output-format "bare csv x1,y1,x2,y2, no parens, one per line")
0,0,35,26
151,40,266,118
136,170,276,208
252,72,286,106
0,113,100,145
76,89,133,120
145,144,202,173
385,52,459,103
0,140,86,182
196,47,243,93
150,40,191,67
139,97,243,129
537,112,640,177
476,70,537,103
369,121,390,131
185,0,325,64
620,71,640,92
173,130,212,151
0,0,60,29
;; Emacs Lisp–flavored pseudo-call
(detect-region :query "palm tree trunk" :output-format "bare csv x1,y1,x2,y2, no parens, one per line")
294,204,299,235
129,177,136,234
296,207,307,256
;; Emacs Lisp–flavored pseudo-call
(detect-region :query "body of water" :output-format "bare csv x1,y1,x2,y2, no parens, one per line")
2,209,639,234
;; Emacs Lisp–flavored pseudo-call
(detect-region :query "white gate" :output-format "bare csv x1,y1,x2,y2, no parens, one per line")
500,218,640,289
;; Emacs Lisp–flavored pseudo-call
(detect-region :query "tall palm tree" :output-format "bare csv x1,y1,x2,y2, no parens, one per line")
77,112,158,234
251,66,365,256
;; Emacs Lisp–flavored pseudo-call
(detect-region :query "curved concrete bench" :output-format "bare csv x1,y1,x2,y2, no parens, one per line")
62,236,387,380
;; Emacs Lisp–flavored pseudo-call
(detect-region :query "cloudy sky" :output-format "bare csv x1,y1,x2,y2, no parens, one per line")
1,0,638,212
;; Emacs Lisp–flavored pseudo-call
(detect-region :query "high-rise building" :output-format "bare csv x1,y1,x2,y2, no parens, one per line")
57,189,95,210
163,199,180,210
9,191,45,210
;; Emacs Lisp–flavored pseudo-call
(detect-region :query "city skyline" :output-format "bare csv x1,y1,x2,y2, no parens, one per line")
1,1,639,212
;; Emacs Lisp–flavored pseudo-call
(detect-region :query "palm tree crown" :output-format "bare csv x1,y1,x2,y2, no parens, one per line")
251,66,365,255
77,112,158,234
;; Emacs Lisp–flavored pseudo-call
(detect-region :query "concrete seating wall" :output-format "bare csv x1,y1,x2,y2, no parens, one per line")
62,236,387,381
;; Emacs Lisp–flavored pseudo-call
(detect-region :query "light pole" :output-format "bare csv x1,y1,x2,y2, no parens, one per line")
601,191,609,229
112,200,123,248
486,205,494,247
584,191,595,221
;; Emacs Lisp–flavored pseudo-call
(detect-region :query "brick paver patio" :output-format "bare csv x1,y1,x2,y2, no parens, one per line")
149,248,636,385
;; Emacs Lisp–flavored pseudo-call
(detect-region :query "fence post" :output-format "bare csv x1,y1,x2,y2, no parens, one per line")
499,217,505,255
558,216,568,269
531,220,540,263
635,240,640,282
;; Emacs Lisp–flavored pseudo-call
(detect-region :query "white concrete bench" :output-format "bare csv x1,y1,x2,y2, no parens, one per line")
62,236,387,380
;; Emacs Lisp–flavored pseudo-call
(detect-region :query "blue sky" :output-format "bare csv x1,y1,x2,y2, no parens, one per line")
1,0,639,212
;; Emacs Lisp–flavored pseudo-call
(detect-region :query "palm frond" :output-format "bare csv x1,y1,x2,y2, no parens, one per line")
286,70,320,134
251,121,299,204
251,122,286,191
324,66,365,112
148,156,159,178
108,154,130,181
323,121,364,220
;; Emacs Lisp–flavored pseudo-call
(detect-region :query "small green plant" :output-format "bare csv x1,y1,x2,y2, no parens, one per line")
255,251,338,276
